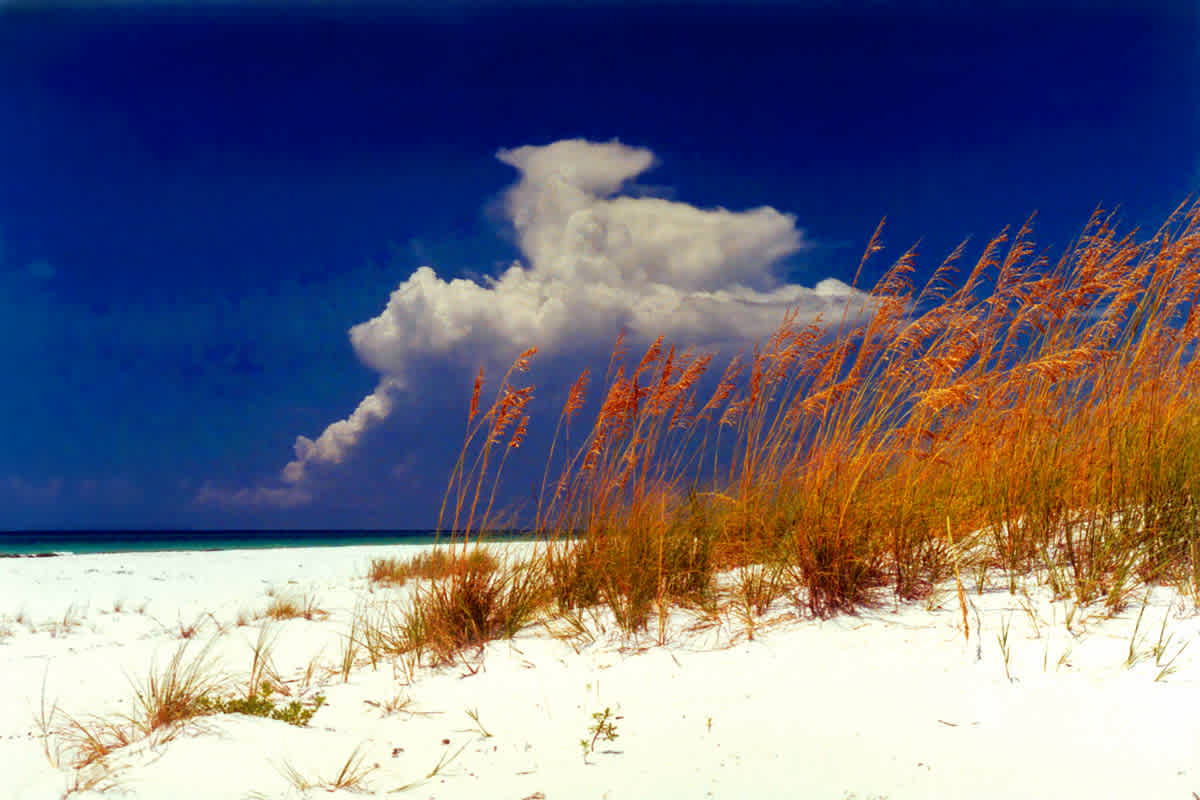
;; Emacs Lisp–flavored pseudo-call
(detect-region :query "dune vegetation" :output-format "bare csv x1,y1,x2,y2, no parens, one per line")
30,201,1200,796
404,200,1200,656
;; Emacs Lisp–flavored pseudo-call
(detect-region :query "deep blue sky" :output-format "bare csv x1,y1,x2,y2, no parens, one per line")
1,1,1196,530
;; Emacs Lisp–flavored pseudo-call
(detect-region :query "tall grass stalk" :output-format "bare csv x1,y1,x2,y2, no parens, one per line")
443,201,1200,628
130,639,228,736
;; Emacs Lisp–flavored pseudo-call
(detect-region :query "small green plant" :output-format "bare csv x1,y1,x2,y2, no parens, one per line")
197,682,325,727
996,614,1013,682
580,706,620,761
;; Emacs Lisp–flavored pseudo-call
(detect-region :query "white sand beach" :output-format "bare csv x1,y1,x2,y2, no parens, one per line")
2,542,1199,799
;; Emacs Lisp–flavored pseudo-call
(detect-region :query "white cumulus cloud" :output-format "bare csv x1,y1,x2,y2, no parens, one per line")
241,138,871,503
194,482,312,510
281,377,403,485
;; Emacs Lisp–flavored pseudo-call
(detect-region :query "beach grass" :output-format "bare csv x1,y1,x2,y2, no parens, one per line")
19,200,1200,797
47,199,1200,770
418,200,1200,649
278,743,375,793
355,552,551,667
367,547,499,587
130,639,229,735
40,632,327,774
263,591,327,622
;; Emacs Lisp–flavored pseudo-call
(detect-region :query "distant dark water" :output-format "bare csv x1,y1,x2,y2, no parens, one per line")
0,529,538,557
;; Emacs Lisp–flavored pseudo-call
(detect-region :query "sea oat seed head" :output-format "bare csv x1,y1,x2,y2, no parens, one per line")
468,367,484,423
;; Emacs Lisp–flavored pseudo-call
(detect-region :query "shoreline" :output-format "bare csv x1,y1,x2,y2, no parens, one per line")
0,530,550,559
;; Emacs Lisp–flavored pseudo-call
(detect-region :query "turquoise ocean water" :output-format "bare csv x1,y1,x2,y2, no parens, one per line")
0,530,538,557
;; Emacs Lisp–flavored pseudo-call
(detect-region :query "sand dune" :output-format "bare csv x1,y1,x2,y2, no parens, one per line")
2,543,1198,799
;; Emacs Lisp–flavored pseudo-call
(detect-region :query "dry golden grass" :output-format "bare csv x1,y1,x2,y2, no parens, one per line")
38,640,227,771
130,639,228,735
367,547,499,586
430,200,1200,637
278,743,376,793
263,591,327,621
53,712,137,770
42,632,325,773
358,552,550,666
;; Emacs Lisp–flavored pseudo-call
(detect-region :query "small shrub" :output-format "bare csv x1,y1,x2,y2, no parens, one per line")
580,706,620,761
197,682,325,727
